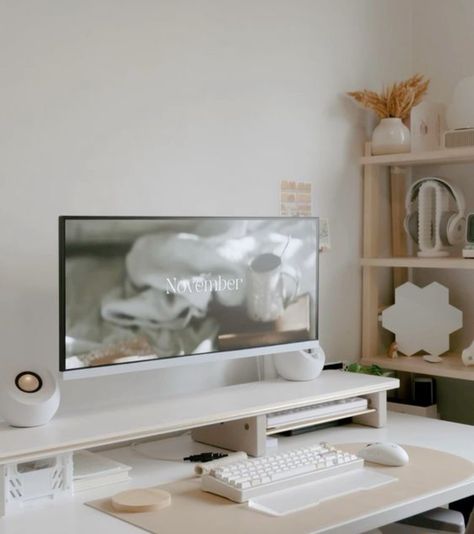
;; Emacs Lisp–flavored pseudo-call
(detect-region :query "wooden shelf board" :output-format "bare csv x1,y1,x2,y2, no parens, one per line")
360,146,474,167
361,353,474,381
361,257,474,269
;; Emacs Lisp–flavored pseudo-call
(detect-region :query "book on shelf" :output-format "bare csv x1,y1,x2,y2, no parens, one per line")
73,450,131,492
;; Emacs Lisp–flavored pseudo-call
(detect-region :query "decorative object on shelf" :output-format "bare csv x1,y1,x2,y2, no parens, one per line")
344,362,383,376
404,177,466,257
347,74,429,155
461,341,474,366
0,367,60,427
387,341,399,359
444,76,474,148
371,118,411,155
273,345,325,381
463,213,474,258
410,101,446,152
422,355,443,364
447,75,474,131
382,282,462,357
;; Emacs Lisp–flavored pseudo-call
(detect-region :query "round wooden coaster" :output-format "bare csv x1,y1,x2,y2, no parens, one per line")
111,488,172,513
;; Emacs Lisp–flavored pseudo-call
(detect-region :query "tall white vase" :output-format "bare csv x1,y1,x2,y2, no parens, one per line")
372,118,411,155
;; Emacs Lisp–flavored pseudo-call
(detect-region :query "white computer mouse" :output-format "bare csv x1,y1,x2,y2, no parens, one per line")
357,442,409,467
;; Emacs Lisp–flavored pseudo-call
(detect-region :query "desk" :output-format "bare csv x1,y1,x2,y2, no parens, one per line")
1,412,473,534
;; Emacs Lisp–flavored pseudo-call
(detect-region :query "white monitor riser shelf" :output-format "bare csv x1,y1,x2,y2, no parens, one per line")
0,371,398,465
0,371,398,517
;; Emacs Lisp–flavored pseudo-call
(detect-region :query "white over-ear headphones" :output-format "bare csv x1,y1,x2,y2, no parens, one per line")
404,177,466,249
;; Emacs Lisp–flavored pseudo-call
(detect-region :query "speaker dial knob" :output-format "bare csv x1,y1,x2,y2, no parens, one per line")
15,372,42,393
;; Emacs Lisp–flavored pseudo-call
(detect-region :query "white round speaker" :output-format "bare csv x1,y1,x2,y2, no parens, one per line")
273,346,325,381
0,368,60,427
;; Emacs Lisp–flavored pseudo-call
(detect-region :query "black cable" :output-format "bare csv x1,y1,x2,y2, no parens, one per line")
183,452,228,462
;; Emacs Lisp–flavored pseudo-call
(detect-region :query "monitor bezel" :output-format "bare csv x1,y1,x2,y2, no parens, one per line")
59,216,319,379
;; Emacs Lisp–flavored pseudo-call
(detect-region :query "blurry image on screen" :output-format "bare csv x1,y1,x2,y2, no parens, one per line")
63,218,318,370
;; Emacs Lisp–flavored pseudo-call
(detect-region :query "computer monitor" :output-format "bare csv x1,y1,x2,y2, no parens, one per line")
59,216,319,378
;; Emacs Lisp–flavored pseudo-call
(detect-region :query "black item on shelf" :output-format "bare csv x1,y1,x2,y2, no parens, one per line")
183,452,228,463
413,377,436,407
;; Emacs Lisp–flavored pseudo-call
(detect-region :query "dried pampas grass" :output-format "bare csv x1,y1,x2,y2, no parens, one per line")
347,74,429,120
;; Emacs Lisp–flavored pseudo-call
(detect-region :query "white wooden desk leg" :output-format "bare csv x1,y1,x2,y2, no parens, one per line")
353,391,387,428
191,415,267,457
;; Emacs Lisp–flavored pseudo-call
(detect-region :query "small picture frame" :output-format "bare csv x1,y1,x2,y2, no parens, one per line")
410,101,446,152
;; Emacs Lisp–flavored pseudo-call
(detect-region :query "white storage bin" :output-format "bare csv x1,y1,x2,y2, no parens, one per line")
1,452,73,515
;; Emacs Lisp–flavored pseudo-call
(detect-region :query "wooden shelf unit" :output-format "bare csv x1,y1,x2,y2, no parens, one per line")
360,143,474,382
362,353,474,381
361,257,474,269
361,146,474,167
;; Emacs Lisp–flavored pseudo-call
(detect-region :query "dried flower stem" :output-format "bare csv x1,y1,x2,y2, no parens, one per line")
347,74,429,120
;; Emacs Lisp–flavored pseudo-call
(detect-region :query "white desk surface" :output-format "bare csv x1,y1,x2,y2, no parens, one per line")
1,411,473,534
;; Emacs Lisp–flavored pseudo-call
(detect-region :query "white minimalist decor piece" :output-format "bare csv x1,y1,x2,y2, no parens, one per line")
273,345,325,381
447,75,474,130
371,118,411,155
410,101,446,152
382,282,462,357
461,341,474,366
347,74,428,156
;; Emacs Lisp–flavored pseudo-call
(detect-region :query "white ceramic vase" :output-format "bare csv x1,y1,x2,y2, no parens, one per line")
372,117,411,155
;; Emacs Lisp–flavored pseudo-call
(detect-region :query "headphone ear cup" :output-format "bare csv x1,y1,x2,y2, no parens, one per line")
404,212,419,243
447,215,466,245
439,211,455,246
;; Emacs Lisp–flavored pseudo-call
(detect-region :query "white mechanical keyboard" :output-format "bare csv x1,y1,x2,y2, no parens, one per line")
266,397,368,427
201,442,363,503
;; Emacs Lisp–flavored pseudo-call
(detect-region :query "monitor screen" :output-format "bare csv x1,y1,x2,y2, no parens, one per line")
59,217,318,375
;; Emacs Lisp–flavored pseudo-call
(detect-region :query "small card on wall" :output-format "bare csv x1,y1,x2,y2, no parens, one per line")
280,180,330,251
319,218,331,251
280,180,312,217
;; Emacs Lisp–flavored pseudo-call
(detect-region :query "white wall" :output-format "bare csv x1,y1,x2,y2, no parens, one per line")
411,0,474,423
0,0,412,411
